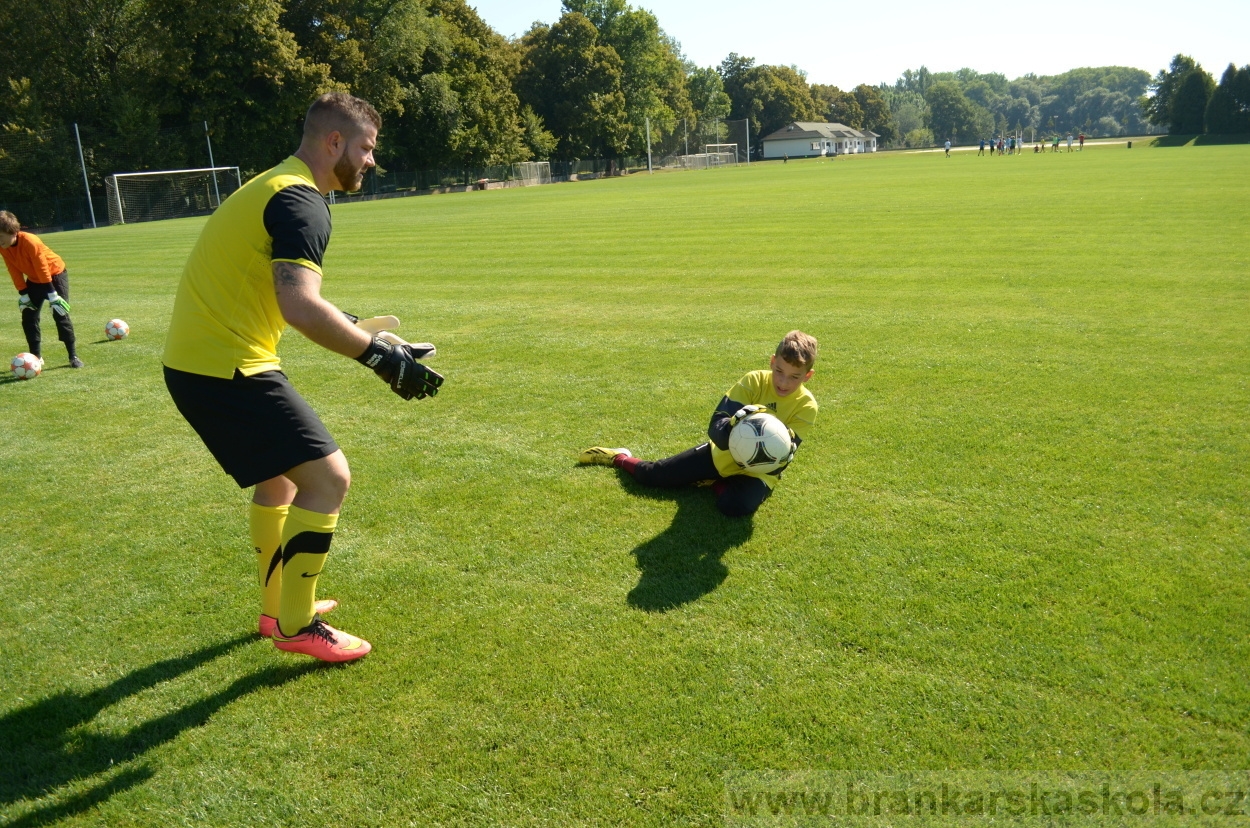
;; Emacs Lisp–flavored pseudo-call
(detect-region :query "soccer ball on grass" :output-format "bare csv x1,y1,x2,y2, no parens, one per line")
728,412,793,474
10,352,42,380
105,319,130,340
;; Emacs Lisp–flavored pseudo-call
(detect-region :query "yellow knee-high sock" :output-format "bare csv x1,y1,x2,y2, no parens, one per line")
250,503,289,619
277,506,338,637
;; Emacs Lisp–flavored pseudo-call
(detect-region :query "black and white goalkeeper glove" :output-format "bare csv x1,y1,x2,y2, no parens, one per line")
18,292,32,313
729,404,769,427
356,336,444,400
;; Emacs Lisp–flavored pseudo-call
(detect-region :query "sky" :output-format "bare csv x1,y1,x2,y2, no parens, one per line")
467,0,1248,89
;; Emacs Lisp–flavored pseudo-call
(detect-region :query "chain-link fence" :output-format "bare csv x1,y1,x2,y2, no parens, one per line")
2,118,718,232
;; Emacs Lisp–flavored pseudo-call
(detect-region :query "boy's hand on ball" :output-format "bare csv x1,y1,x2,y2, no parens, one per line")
729,405,768,426
781,429,798,466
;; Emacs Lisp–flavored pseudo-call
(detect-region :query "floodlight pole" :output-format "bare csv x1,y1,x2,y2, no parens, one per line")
684,118,689,157
205,121,222,207
745,119,750,165
645,115,655,173
73,123,97,229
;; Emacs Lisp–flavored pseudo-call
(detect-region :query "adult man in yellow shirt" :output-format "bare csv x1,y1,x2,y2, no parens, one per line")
164,93,442,662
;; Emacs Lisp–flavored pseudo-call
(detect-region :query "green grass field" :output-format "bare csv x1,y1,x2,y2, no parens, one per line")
2,143,1248,827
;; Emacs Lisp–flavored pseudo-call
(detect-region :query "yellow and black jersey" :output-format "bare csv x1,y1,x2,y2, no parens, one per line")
163,156,330,378
709,369,818,485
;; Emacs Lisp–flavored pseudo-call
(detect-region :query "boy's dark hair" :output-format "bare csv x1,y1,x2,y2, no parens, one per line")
0,211,20,235
303,93,381,140
776,330,818,371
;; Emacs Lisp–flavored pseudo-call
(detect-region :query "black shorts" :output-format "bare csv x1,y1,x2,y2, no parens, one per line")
164,366,339,488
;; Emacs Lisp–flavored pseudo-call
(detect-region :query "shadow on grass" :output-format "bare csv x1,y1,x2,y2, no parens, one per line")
615,474,754,612
1143,134,1250,147
0,634,319,824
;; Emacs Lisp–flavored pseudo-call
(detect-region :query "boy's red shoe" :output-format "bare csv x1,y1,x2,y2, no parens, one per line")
273,618,371,662
258,599,338,638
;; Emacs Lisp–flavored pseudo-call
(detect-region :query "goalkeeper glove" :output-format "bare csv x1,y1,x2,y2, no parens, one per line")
729,404,769,427
780,428,798,467
47,291,71,317
18,292,33,313
356,336,444,400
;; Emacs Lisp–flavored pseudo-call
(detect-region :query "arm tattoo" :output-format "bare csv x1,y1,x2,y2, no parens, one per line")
273,261,306,288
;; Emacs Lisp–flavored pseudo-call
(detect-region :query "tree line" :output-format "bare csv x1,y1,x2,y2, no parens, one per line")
1141,55,1250,136
1,0,1245,209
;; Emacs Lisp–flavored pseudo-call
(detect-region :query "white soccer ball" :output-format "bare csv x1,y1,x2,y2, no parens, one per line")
728,412,793,474
10,352,42,380
105,318,130,340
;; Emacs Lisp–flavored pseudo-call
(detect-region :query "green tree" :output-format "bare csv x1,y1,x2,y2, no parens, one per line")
881,87,927,147
1204,64,1250,134
1169,66,1215,134
717,52,756,117
515,13,628,159
810,84,862,128
562,0,692,156
853,84,896,144
685,64,731,146
1141,54,1197,128
281,0,530,169
925,81,980,142
0,0,164,200
144,0,334,176
736,65,817,148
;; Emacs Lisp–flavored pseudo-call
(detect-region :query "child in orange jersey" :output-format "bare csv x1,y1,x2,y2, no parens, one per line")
0,211,81,368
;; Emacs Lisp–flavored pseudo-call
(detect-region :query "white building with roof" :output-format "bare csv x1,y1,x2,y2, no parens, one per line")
761,122,879,159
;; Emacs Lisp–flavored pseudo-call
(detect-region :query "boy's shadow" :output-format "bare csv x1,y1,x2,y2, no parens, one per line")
616,475,754,612
0,634,318,826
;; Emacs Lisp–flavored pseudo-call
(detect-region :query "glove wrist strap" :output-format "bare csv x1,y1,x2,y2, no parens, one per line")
355,336,392,369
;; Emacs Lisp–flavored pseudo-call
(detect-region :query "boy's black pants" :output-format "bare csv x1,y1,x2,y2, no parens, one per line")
630,443,771,518
21,271,76,358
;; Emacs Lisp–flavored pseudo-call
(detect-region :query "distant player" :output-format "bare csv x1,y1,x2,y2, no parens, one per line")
1078,132,1085,150
1067,133,1074,152
579,331,819,518
944,140,952,158
978,139,986,156
163,93,443,662
0,210,82,368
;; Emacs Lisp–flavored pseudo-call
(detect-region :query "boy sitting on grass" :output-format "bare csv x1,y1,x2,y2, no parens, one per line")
580,331,819,518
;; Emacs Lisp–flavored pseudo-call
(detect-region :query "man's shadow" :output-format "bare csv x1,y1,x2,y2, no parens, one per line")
615,475,754,612
0,634,318,826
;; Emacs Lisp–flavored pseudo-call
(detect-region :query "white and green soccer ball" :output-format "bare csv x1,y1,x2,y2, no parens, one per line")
10,352,42,380
728,412,792,474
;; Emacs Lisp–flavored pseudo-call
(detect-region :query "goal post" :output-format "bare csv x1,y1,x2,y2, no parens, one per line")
511,161,552,187
702,144,740,166
105,166,242,225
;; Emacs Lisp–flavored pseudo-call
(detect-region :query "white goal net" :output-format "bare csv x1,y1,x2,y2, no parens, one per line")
672,151,737,170
105,166,242,225
512,161,552,187
703,144,740,165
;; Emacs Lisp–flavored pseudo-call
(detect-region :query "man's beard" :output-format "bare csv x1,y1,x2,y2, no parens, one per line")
334,153,365,192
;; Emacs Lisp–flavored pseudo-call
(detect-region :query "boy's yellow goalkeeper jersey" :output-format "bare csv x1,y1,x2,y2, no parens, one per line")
711,370,818,486
163,156,330,379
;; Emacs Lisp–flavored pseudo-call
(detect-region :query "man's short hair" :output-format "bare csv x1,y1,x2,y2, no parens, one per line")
303,93,381,140
776,330,818,371
0,211,20,235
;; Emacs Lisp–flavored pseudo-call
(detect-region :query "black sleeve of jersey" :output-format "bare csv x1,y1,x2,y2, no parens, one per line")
707,395,745,450
263,185,331,268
